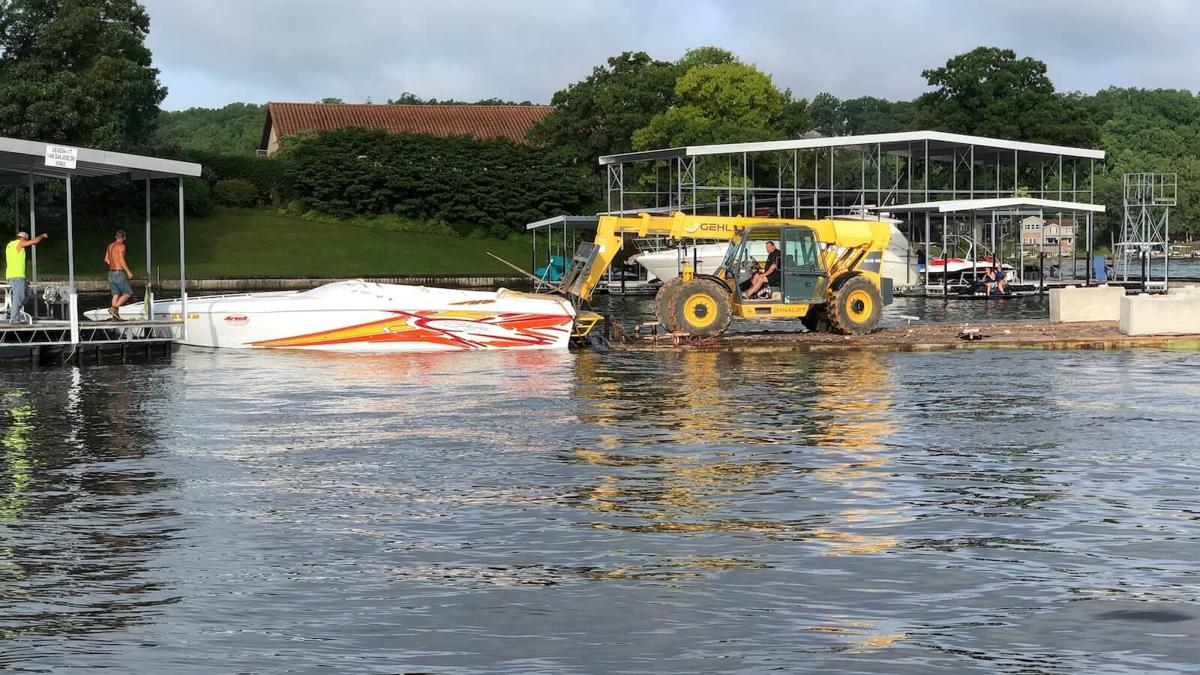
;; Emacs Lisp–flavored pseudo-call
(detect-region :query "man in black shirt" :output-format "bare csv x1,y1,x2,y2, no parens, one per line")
740,241,781,299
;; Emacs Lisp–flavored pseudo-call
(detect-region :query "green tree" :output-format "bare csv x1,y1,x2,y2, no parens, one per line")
386,92,535,105
0,0,165,149
808,92,842,136
915,47,1097,146
675,46,738,72
153,102,265,156
632,62,787,149
527,51,679,167
1082,88,1200,237
808,93,914,136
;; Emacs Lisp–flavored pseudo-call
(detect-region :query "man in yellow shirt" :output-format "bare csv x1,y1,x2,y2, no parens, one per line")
5,231,48,323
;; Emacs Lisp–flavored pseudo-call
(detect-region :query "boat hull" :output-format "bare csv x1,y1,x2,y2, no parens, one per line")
85,281,576,352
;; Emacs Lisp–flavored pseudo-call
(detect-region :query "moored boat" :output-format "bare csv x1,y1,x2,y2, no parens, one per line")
84,280,577,352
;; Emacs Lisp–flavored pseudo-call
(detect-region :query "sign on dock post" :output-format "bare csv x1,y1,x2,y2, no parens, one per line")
44,144,78,170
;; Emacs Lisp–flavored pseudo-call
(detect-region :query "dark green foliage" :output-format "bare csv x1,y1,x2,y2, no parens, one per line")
914,47,1098,147
1081,87,1200,236
0,0,165,150
531,47,813,168
185,150,289,200
213,178,259,207
154,103,265,156
809,93,915,136
284,128,596,233
527,51,680,167
387,92,536,106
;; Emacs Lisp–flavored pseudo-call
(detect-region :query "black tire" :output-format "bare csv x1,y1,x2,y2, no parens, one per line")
654,277,684,332
668,279,733,338
827,275,882,335
801,307,829,332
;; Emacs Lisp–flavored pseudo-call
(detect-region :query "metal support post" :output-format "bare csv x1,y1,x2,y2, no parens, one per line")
178,178,187,340
27,174,35,284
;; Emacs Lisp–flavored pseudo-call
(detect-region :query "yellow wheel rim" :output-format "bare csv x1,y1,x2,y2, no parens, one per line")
683,294,717,329
846,289,874,323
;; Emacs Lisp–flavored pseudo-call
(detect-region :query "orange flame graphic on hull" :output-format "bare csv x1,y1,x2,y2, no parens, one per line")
250,310,573,350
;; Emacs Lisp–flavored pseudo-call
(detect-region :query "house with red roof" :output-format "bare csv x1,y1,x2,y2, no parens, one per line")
257,102,552,156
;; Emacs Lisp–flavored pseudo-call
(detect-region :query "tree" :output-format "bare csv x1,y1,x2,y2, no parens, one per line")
527,51,679,168
386,92,535,105
675,46,738,72
632,62,787,149
808,93,914,136
0,0,166,150
153,103,265,156
915,47,1097,147
808,92,842,136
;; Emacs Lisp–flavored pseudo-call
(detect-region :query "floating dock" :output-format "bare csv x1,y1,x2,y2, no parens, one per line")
609,321,1200,353
0,319,178,364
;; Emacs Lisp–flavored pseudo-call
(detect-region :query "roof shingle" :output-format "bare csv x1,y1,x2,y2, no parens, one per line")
264,102,552,147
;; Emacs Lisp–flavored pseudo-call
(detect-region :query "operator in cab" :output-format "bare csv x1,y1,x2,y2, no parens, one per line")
740,241,781,299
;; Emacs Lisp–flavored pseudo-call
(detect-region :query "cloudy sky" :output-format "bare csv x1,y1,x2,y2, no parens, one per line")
143,0,1196,110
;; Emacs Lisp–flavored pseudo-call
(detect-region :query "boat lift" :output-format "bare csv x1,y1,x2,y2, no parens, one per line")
877,197,1106,296
0,137,201,363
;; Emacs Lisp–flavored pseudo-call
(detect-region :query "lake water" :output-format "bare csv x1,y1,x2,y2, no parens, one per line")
1,298,1199,672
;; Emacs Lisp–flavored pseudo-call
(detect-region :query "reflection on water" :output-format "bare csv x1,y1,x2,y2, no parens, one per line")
0,364,181,652
1,347,1199,672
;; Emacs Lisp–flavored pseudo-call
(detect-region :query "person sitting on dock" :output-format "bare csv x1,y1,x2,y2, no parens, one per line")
103,230,134,321
5,230,48,324
740,241,781,299
984,266,1008,295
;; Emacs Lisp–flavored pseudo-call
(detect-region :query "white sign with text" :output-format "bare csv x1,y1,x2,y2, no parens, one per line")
45,144,78,170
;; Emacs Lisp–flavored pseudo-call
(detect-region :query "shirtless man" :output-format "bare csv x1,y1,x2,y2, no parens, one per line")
103,230,133,321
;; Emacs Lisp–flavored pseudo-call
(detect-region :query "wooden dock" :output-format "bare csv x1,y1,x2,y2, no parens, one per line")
608,321,1200,353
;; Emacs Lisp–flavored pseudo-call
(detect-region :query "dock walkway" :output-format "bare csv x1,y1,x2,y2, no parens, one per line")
0,319,179,363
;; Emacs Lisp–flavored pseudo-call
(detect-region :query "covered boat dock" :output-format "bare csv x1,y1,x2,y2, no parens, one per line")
0,137,201,363
597,130,1109,295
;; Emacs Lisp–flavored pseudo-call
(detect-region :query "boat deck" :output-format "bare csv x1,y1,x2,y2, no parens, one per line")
608,320,1200,353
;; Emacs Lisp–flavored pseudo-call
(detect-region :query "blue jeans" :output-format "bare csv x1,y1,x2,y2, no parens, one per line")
7,277,29,322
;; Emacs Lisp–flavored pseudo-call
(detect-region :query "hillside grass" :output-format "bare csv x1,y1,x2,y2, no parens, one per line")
23,208,536,278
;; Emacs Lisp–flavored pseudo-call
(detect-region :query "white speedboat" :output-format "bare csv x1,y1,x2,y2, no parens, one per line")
84,280,576,352
629,243,727,280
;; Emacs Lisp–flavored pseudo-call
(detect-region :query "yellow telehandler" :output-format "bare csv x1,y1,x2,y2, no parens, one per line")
560,212,894,338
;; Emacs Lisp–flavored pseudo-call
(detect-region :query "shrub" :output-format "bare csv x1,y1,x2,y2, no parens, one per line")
213,178,259,207
284,129,596,235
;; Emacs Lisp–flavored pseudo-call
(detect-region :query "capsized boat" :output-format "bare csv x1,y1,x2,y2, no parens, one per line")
84,280,577,351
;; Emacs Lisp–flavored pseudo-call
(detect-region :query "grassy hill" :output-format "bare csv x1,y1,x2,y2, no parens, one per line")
24,208,536,279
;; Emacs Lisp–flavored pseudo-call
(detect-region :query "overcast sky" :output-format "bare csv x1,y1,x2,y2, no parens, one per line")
143,0,1198,111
